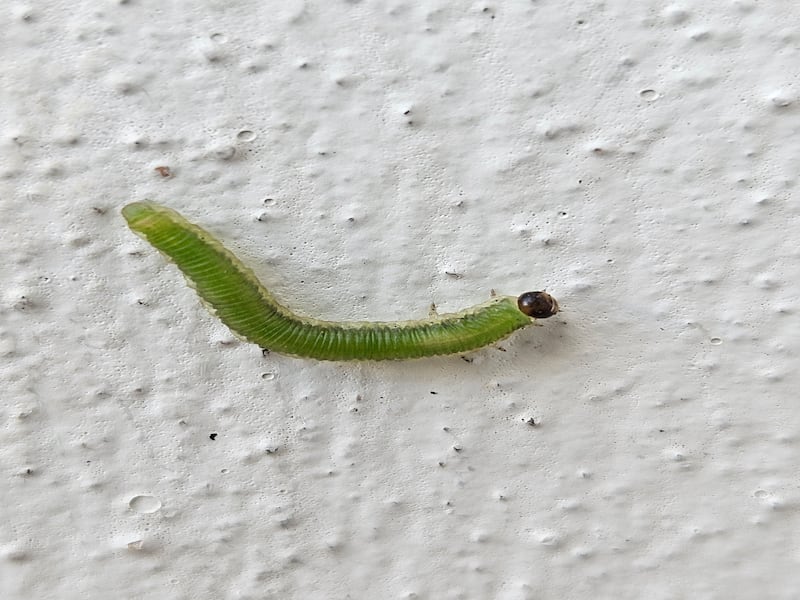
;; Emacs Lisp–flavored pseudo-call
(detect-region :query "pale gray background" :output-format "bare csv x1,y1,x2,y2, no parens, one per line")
2,1,799,598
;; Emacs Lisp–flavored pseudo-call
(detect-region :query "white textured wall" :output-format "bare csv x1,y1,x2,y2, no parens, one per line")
2,1,799,598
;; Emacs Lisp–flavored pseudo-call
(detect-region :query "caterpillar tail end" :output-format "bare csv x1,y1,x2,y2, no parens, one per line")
121,201,156,224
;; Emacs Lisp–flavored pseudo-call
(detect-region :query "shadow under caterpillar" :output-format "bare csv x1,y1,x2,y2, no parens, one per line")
122,202,559,361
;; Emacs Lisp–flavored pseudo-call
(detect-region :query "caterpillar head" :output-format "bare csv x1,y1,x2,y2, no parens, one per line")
517,291,559,319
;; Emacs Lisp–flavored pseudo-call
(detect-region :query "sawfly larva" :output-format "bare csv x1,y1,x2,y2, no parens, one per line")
122,202,559,361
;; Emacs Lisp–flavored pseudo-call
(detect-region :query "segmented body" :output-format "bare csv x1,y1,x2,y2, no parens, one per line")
122,202,557,361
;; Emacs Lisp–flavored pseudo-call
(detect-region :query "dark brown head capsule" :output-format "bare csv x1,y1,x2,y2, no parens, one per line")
517,291,559,319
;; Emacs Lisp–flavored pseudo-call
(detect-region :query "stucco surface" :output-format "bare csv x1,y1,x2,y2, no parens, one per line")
2,1,799,598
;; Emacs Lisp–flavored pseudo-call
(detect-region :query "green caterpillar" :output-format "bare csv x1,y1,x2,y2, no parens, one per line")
122,202,559,361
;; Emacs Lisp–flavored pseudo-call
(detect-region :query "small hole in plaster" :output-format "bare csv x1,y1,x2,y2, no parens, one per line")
639,89,659,101
129,495,162,514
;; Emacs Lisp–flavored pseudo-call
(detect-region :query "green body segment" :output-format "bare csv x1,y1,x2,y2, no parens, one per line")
122,202,534,361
